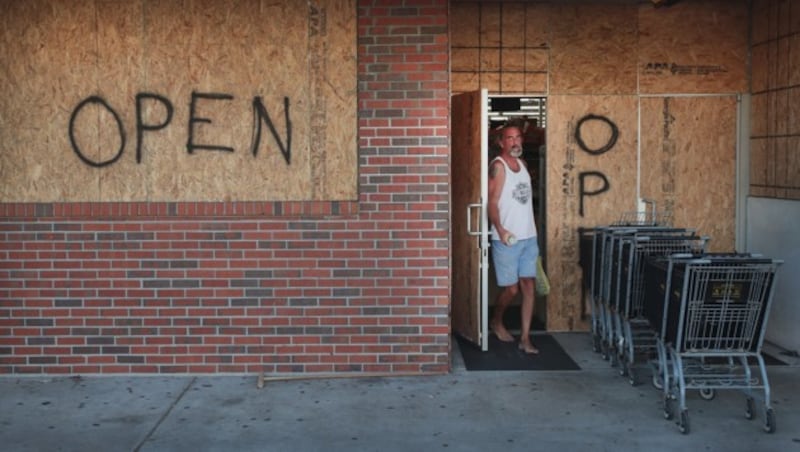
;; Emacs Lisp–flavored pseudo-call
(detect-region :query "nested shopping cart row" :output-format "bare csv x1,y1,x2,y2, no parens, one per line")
580,224,706,378
579,220,783,435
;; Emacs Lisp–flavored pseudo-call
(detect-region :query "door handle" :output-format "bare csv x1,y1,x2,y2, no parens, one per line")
466,203,482,236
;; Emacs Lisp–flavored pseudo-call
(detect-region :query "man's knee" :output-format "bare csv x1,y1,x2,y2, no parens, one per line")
519,278,535,293
503,284,520,297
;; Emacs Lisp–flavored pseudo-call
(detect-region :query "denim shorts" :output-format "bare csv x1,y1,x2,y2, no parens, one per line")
490,237,539,287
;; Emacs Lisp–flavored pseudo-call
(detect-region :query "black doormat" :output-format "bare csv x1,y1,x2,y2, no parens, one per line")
456,334,581,371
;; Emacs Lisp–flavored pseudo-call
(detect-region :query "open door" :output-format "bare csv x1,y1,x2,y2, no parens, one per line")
451,89,489,351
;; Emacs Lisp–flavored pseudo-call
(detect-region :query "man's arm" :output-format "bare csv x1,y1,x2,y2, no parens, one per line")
487,159,509,243
520,159,537,222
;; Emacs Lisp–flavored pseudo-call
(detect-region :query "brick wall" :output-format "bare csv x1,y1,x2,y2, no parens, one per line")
0,0,451,375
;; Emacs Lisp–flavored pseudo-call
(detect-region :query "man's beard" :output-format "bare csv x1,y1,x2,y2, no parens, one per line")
510,146,522,158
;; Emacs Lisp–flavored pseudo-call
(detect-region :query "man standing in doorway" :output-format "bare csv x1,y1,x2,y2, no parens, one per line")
487,123,540,354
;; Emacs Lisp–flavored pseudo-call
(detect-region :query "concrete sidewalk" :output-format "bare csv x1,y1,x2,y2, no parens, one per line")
2,333,799,452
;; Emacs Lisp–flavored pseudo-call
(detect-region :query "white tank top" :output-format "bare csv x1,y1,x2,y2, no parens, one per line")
490,157,537,241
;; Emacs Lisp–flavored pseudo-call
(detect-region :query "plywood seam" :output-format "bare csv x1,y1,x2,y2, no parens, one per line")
751,83,800,95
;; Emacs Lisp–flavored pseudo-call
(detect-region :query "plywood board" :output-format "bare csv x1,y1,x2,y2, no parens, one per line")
451,2,480,48
788,136,800,199
525,49,548,73
751,93,768,137
451,73,480,95
500,73,526,94
792,0,800,33
549,3,638,95
501,48,526,72
751,43,769,93
451,2,551,96
751,0,770,44
638,1,748,94
481,73,501,93
0,0,357,203
790,34,800,86
545,95,639,331
750,138,769,189
774,138,790,197
501,4,526,48
524,4,551,48
524,73,548,95
640,96,737,251
480,3,502,48
775,88,790,136
481,49,501,73
96,0,148,201
0,1,102,201
452,48,480,73
778,37,792,88
313,0,359,201
778,0,794,35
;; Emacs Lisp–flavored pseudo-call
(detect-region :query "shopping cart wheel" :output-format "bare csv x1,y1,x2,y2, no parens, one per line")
764,408,776,433
652,373,663,390
699,388,715,401
663,396,673,420
628,366,638,386
745,397,755,420
609,351,618,368
678,410,690,434
618,359,627,376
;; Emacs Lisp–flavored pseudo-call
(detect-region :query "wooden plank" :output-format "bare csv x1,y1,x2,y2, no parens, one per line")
451,2,480,47
751,43,769,93
549,3,638,95
750,138,769,189
790,136,800,193
751,93,768,137
640,96,737,251
791,34,800,86
752,0,770,44
452,72,480,95
638,1,748,94
0,0,99,201
500,72,525,94
524,3,551,48
501,4,525,48
0,0,357,203
501,48,526,72
96,0,147,201
480,3,501,48
524,73,547,95
545,95,639,331
452,48,480,73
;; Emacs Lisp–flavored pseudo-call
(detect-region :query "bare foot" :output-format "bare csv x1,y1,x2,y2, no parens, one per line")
490,321,514,342
518,340,539,354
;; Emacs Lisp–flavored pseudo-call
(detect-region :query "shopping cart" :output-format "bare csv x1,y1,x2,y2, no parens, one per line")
644,254,782,434
579,201,676,362
614,234,708,385
578,227,601,348
595,226,692,366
